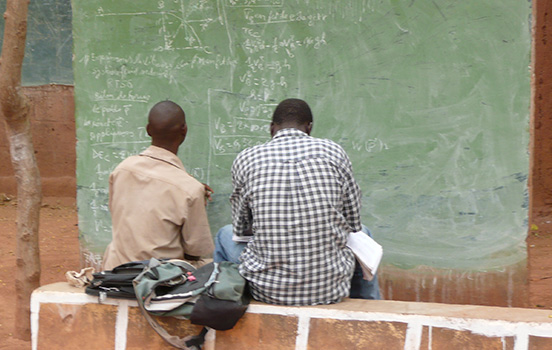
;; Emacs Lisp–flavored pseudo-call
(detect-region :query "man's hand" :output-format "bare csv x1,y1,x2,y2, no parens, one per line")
203,183,214,205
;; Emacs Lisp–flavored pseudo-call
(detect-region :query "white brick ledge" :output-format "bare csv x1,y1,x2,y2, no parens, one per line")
31,282,552,350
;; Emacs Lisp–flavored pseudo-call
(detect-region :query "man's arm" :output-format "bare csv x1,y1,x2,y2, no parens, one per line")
181,184,215,256
341,152,363,232
230,157,254,241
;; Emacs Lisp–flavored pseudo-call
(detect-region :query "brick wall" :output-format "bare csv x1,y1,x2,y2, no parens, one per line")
0,85,76,198
31,283,552,350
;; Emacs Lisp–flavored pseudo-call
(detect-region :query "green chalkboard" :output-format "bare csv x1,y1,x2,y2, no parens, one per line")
72,0,531,271
0,0,73,85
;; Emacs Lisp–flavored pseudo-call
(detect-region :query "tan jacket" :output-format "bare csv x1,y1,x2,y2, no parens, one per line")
101,146,214,270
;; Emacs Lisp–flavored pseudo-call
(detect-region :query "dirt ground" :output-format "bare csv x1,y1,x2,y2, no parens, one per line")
0,196,551,349
0,197,80,350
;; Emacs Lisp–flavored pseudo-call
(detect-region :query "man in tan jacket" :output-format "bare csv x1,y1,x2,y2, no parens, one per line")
102,100,214,270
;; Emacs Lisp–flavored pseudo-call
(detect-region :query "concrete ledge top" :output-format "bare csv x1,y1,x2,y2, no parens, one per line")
33,282,552,325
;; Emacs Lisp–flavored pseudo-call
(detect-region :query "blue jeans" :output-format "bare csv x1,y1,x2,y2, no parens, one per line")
214,224,382,300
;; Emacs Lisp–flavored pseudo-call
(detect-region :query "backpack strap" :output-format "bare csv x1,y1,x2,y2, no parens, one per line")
133,258,206,349
135,299,205,349
185,327,209,349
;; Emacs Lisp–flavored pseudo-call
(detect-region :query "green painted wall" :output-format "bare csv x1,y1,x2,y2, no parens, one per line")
72,0,531,271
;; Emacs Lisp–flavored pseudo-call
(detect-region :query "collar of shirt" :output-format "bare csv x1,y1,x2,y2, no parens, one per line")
139,145,186,171
272,128,310,140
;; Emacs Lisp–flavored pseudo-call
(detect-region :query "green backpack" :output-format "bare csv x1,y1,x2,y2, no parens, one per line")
133,259,250,349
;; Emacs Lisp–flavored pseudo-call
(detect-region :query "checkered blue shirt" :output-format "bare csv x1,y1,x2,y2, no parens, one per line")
230,128,362,305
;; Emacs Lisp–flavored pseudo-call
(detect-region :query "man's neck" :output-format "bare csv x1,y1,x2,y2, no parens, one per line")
151,141,179,155
271,123,311,137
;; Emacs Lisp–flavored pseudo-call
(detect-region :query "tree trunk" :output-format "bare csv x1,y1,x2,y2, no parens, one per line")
0,0,41,341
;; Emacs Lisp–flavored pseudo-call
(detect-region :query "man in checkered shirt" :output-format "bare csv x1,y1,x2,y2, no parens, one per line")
214,98,381,305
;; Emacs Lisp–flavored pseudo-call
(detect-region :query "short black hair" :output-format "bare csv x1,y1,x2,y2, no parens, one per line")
272,98,313,125
147,100,186,138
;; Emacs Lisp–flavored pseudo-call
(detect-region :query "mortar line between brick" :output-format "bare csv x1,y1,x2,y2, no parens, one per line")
404,322,423,350
428,326,432,350
514,332,529,350
115,301,129,350
295,315,310,350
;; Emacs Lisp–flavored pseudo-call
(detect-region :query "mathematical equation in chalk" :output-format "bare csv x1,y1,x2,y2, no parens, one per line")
75,0,383,240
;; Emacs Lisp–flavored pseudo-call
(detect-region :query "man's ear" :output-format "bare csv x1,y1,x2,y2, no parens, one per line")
182,124,188,139
270,122,276,138
146,123,152,137
306,122,313,135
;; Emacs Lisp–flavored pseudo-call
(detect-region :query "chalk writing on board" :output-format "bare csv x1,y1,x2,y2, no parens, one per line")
213,136,267,155
91,104,132,118
352,138,389,153
214,116,270,134
73,0,531,276
94,90,151,103
83,115,125,127
88,182,108,197
242,33,327,57
76,0,353,236
242,9,328,26
94,164,112,181
244,56,292,73
239,100,280,117
83,251,103,271
228,0,284,7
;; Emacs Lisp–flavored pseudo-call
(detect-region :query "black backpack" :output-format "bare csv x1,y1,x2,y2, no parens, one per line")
85,260,149,301
133,259,250,349
85,259,250,350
